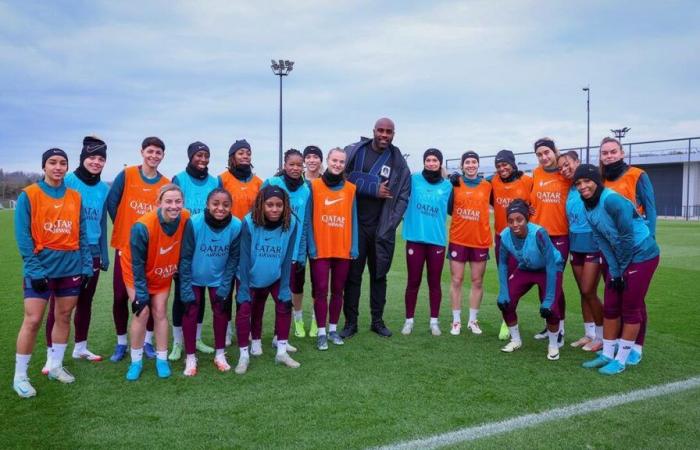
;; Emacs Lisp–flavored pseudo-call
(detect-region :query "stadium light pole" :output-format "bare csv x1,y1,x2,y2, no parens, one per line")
271,59,294,171
611,127,631,164
583,86,590,163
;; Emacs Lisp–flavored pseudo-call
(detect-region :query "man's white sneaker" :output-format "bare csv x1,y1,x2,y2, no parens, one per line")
13,376,36,398
450,322,461,336
547,345,560,361
48,366,76,384
467,320,483,335
430,323,441,336
72,349,103,361
401,321,413,335
275,352,300,368
501,340,522,353
234,357,249,375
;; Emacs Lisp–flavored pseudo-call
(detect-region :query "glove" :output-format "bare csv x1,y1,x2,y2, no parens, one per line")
215,294,230,307
539,306,553,319
497,300,509,312
449,172,461,187
295,262,305,274
608,277,626,293
80,275,91,290
31,277,49,293
131,297,150,316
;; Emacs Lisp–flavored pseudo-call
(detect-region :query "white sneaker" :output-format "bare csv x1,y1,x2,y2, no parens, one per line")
13,376,37,398
72,348,103,361
450,322,461,336
430,323,441,336
271,337,298,353
533,327,548,340
48,366,76,384
183,358,198,377
467,320,483,335
570,336,592,348
501,340,522,353
234,356,249,375
547,345,560,361
582,339,603,352
401,320,413,335
215,355,232,372
275,352,300,368
250,341,263,356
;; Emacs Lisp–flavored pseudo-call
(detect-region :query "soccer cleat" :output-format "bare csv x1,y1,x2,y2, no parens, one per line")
41,361,50,376
72,348,103,362
125,360,143,381
467,320,483,335
533,327,548,340
275,352,300,368
196,340,215,354
401,320,414,335
430,323,442,337
626,349,642,366
317,334,328,351
168,343,183,361
48,366,76,384
183,358,197,377
250,341,263,356
450,322,461,336
582,339,603,352
293,319,306,338
144,342,157,359
309,320,318,337
500,340,522,353
110,344,128,362
498,321,510,341
570,336,592,348
339,323,358,339
599,359,626,375
272,337,298,353
234,356,249,375
547,345,560,361
13,376,37,398
582,354,612,369
557,331,565,348
156,359,171,378
328,331,344,345
215,355,232,373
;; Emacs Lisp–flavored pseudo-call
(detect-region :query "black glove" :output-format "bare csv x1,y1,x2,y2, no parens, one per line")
131,297,150,316
449,172,461,187
608,277,626,293
539,306,553,319
80,275,91,290
31,277,49,293
295,262,305,274
497,301,509,312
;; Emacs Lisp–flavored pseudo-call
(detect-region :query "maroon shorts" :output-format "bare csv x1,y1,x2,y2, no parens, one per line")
290,262,306,295
603,256,659,324
570,251,602,267
24,275,82,300
447,243,489,263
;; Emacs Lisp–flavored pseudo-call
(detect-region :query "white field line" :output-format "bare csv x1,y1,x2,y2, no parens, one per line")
377,376,700,450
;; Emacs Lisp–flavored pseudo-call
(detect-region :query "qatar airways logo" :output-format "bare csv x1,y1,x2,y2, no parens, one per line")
200,243,230,257
84,206,100,222
154,264,178,278
455,207,480,221
416,203,439,217
129,200,155,216
536,191,561,204
321,215,346,228
495,197,514,207
43,219,73,234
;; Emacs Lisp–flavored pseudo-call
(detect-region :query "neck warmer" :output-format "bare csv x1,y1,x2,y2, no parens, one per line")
231,164,252,181
322,170,344,187
501,170,523,184
422,168,443,184
283,172,304,192
583,185,604,210
186,163,209,180
204,209,232,230
263,218,283,230
74,164,100,186
603,159,628,181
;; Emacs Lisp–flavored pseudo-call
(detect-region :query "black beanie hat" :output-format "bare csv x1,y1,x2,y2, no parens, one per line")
229,139,251,156
262,185,285,202
494,149,517,171
303,145,323,162
506,199,530,220
461,150,479,165
423,148,444,165
534,138,556,152
187,141,210,161
572,164,603,187
42,148,68,168
80,136,107,165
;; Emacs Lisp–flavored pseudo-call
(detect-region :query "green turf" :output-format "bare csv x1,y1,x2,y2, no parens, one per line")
1,211,699,449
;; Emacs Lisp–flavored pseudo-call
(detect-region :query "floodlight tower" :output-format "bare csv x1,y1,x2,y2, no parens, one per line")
271,59,294,171
582,86,590,163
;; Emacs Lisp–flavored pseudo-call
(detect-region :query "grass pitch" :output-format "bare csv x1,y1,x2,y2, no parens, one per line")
1,211,699,449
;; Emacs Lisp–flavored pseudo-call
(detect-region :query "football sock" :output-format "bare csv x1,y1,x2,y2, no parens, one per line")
317,327,327,336
329,324,337,333
584,322,595,339
50,343,67,370
508,325,521,343
117,334,127,346
602,339,616,359
15,354,30,379
156,351,167,361
293,310,303,321
547,331,559,348
469,308,478,323
616,339,635,364
173,326,183,345
452,310,461,323
144,331,153,345
130,347,143,363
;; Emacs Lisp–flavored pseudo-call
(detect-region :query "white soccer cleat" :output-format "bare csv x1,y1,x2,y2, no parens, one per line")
41,361,50,376
501,340,522,353
72,349,103,361
401,321,413,335
547,345,560,361
48,366,76,384
234,356,249,375
450,322,462,336
250,341,263,356
13,376,37,398
582,339,603,352
215,355,232,372
533,327,548,340
183,358,198,377
430,323,442,336
467,320,483,335
272,337,298,353
274,352,300,369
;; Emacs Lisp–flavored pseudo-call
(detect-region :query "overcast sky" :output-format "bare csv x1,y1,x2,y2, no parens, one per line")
1,0,698,180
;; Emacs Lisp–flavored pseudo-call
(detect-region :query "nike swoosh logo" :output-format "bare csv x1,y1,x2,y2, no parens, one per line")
72,276,81,282
17,385,29,394
436,250,444,254
540,180,556,187
479,253,487,257
211,238,221,242
555,242,564,246
628,270,638,275
324,198,343,206
54,204,63,208
142,188,152,192
159,241,179,255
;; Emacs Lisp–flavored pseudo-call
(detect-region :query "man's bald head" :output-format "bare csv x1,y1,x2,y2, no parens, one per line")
372,117,395,151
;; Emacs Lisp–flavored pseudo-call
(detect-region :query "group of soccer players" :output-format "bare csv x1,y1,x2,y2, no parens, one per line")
12,125,659,398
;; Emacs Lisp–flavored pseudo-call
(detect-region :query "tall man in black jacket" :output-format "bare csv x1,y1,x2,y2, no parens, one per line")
340,118,411,338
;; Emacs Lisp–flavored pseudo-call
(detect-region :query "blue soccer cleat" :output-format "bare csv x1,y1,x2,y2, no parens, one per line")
156,359,171,378
144,342,157,359
626,349,642,366
125,360,143,381
582,354,612,369
110,344,128,362
598,359,626,375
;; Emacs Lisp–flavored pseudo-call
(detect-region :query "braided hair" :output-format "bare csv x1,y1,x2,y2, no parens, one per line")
251,187,292,231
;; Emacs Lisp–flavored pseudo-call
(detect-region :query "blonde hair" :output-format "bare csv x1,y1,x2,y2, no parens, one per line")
157,183,183,202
